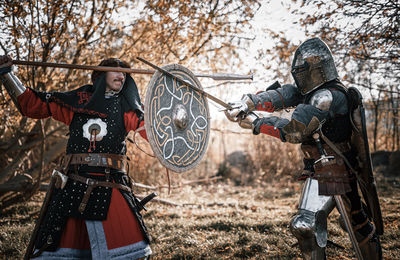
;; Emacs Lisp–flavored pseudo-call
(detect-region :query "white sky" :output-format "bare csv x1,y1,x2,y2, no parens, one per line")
203,1,310,119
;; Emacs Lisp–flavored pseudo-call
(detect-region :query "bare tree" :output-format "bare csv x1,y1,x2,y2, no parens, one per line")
295,0,399,83
263,0,399,151
0,0,261,207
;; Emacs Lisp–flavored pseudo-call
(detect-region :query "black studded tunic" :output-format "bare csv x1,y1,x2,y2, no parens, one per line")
18,86,150,252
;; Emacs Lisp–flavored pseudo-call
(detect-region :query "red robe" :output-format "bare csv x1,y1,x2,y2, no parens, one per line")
18,89,151,256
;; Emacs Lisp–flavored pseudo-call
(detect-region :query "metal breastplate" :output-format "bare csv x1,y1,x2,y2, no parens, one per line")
321,115,352,143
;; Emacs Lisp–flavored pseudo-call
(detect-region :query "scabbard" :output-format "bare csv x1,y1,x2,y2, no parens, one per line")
334,195,364,260
24,176,57,260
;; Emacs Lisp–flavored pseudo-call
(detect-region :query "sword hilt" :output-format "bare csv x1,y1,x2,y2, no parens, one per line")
312,132,334,166
136,192,157,212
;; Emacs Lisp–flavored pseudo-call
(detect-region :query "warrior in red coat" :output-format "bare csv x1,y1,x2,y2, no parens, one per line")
0,55,152,259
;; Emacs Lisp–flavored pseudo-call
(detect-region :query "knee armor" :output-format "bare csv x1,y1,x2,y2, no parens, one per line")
290,178,335,259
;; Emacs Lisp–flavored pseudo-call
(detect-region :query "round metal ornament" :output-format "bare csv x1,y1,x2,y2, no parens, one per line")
144,64,210,172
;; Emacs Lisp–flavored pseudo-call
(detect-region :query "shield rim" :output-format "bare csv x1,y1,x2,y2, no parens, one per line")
143,64,210,173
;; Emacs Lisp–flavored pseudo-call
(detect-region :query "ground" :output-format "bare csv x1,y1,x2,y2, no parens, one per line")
0,175,399,259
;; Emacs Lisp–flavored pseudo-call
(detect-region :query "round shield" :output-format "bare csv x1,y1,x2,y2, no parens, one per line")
144,64,210,173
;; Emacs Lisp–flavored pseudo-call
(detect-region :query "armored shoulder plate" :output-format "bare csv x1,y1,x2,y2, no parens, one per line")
0,72,26,113
309,89,332,111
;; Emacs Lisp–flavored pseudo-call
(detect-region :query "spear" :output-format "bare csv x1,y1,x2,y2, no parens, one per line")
136,56,234,109
12,60,253,81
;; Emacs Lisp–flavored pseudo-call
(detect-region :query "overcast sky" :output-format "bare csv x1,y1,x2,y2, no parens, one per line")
203,1,311,118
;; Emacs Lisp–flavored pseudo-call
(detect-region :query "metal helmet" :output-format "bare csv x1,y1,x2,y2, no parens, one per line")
291,38,338,95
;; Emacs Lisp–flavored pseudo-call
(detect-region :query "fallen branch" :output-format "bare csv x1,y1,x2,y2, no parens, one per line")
0,150,32,183
182,176,223,185
206,202,239,208
211,127,250,134
134,194,181,207
158,176,223,189
0,174,33,193
40,183,50,191
132,183,157,190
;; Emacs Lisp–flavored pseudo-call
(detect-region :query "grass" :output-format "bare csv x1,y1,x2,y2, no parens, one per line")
1,175,399,259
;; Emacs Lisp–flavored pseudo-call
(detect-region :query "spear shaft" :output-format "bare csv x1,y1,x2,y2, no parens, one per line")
12,60,252,81
136,57,233,109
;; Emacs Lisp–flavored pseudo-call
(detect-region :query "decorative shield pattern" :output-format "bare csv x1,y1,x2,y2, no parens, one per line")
144,64,210,172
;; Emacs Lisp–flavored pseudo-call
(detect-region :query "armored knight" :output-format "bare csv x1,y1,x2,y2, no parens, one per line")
225,38,383,259
0,56,152,259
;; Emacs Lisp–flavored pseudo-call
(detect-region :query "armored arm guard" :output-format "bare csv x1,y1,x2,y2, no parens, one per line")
248,82,302,112
0,69,26,113
252,115,289,140
252,103,330,143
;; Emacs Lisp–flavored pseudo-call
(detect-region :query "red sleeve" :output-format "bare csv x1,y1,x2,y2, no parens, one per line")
17,88,74,125
259,125,281,139
124,111,148,141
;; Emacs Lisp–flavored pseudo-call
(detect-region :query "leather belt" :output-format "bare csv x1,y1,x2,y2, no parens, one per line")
69,153,127,172
69,173,131,213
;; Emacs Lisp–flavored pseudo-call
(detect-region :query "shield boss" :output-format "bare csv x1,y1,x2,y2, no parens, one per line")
144,64,210,172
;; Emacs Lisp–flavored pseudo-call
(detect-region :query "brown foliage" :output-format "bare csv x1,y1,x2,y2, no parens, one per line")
297,0,400,85
0,0,261,207
263,0,400,152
